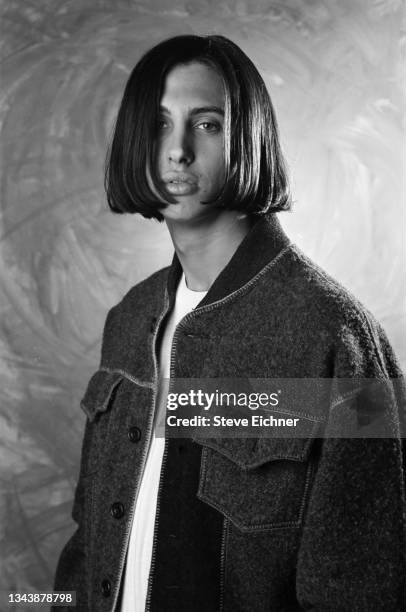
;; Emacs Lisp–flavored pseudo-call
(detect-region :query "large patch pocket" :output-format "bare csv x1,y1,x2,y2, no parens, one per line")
195,426,319,533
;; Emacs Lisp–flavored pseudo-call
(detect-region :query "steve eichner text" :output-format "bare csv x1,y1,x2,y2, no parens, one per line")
166,389,280,411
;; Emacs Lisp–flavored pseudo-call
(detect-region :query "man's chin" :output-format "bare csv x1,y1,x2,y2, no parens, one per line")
160,200,211,222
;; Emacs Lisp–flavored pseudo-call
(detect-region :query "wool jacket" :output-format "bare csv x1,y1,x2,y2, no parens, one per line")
54,214,406,612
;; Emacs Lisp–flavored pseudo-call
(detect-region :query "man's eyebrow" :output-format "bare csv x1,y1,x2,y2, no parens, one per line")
159,105,224,116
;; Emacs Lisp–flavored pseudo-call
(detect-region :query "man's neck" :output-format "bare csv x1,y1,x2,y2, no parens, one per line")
165,211,253,291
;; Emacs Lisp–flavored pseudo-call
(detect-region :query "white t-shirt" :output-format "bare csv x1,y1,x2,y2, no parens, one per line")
120,274,207,611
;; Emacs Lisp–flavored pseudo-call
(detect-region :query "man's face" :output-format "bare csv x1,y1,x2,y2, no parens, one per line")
155,62,226,223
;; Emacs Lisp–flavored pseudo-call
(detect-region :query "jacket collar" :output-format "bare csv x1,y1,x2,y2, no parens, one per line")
166,214,291,307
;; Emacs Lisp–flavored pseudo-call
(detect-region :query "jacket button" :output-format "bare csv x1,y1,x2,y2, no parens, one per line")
101,579,111,597
128,426,141,443
110,502,125,519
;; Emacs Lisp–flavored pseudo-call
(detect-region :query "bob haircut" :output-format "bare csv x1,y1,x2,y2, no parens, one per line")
105,34,292,220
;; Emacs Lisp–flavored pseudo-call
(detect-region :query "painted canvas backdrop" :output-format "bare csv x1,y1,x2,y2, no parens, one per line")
1,0,405,601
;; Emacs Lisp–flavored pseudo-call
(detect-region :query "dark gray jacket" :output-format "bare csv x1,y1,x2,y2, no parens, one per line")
54,215,406,611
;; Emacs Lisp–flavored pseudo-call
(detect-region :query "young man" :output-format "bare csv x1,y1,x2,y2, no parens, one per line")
54,35,406,611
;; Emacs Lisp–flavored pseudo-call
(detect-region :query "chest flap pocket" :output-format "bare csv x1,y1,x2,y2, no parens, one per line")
195,419,320,533
79,369,124,476
81,369,124,422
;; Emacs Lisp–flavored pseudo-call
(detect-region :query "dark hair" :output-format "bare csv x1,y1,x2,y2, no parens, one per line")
105,34,291,220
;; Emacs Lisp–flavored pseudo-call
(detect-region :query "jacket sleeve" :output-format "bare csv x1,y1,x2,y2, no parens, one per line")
52,418,93,612
52,306,118,612
296,319,406,611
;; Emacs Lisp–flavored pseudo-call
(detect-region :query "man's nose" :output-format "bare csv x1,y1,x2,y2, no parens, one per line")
168,128,194,165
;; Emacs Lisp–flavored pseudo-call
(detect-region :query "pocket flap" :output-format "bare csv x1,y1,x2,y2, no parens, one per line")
80,369,123,422
194,417,320,470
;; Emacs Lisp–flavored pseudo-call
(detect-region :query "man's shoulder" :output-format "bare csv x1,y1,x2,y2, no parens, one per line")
98,265,172,367
282,244,375,328
111,264,171,316
282,245,400,377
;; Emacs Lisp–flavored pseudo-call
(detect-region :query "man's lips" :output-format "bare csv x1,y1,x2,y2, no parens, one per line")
161,172,199,197
162,172,198,185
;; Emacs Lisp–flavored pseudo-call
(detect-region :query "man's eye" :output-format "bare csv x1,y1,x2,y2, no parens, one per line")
196,121,221,133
